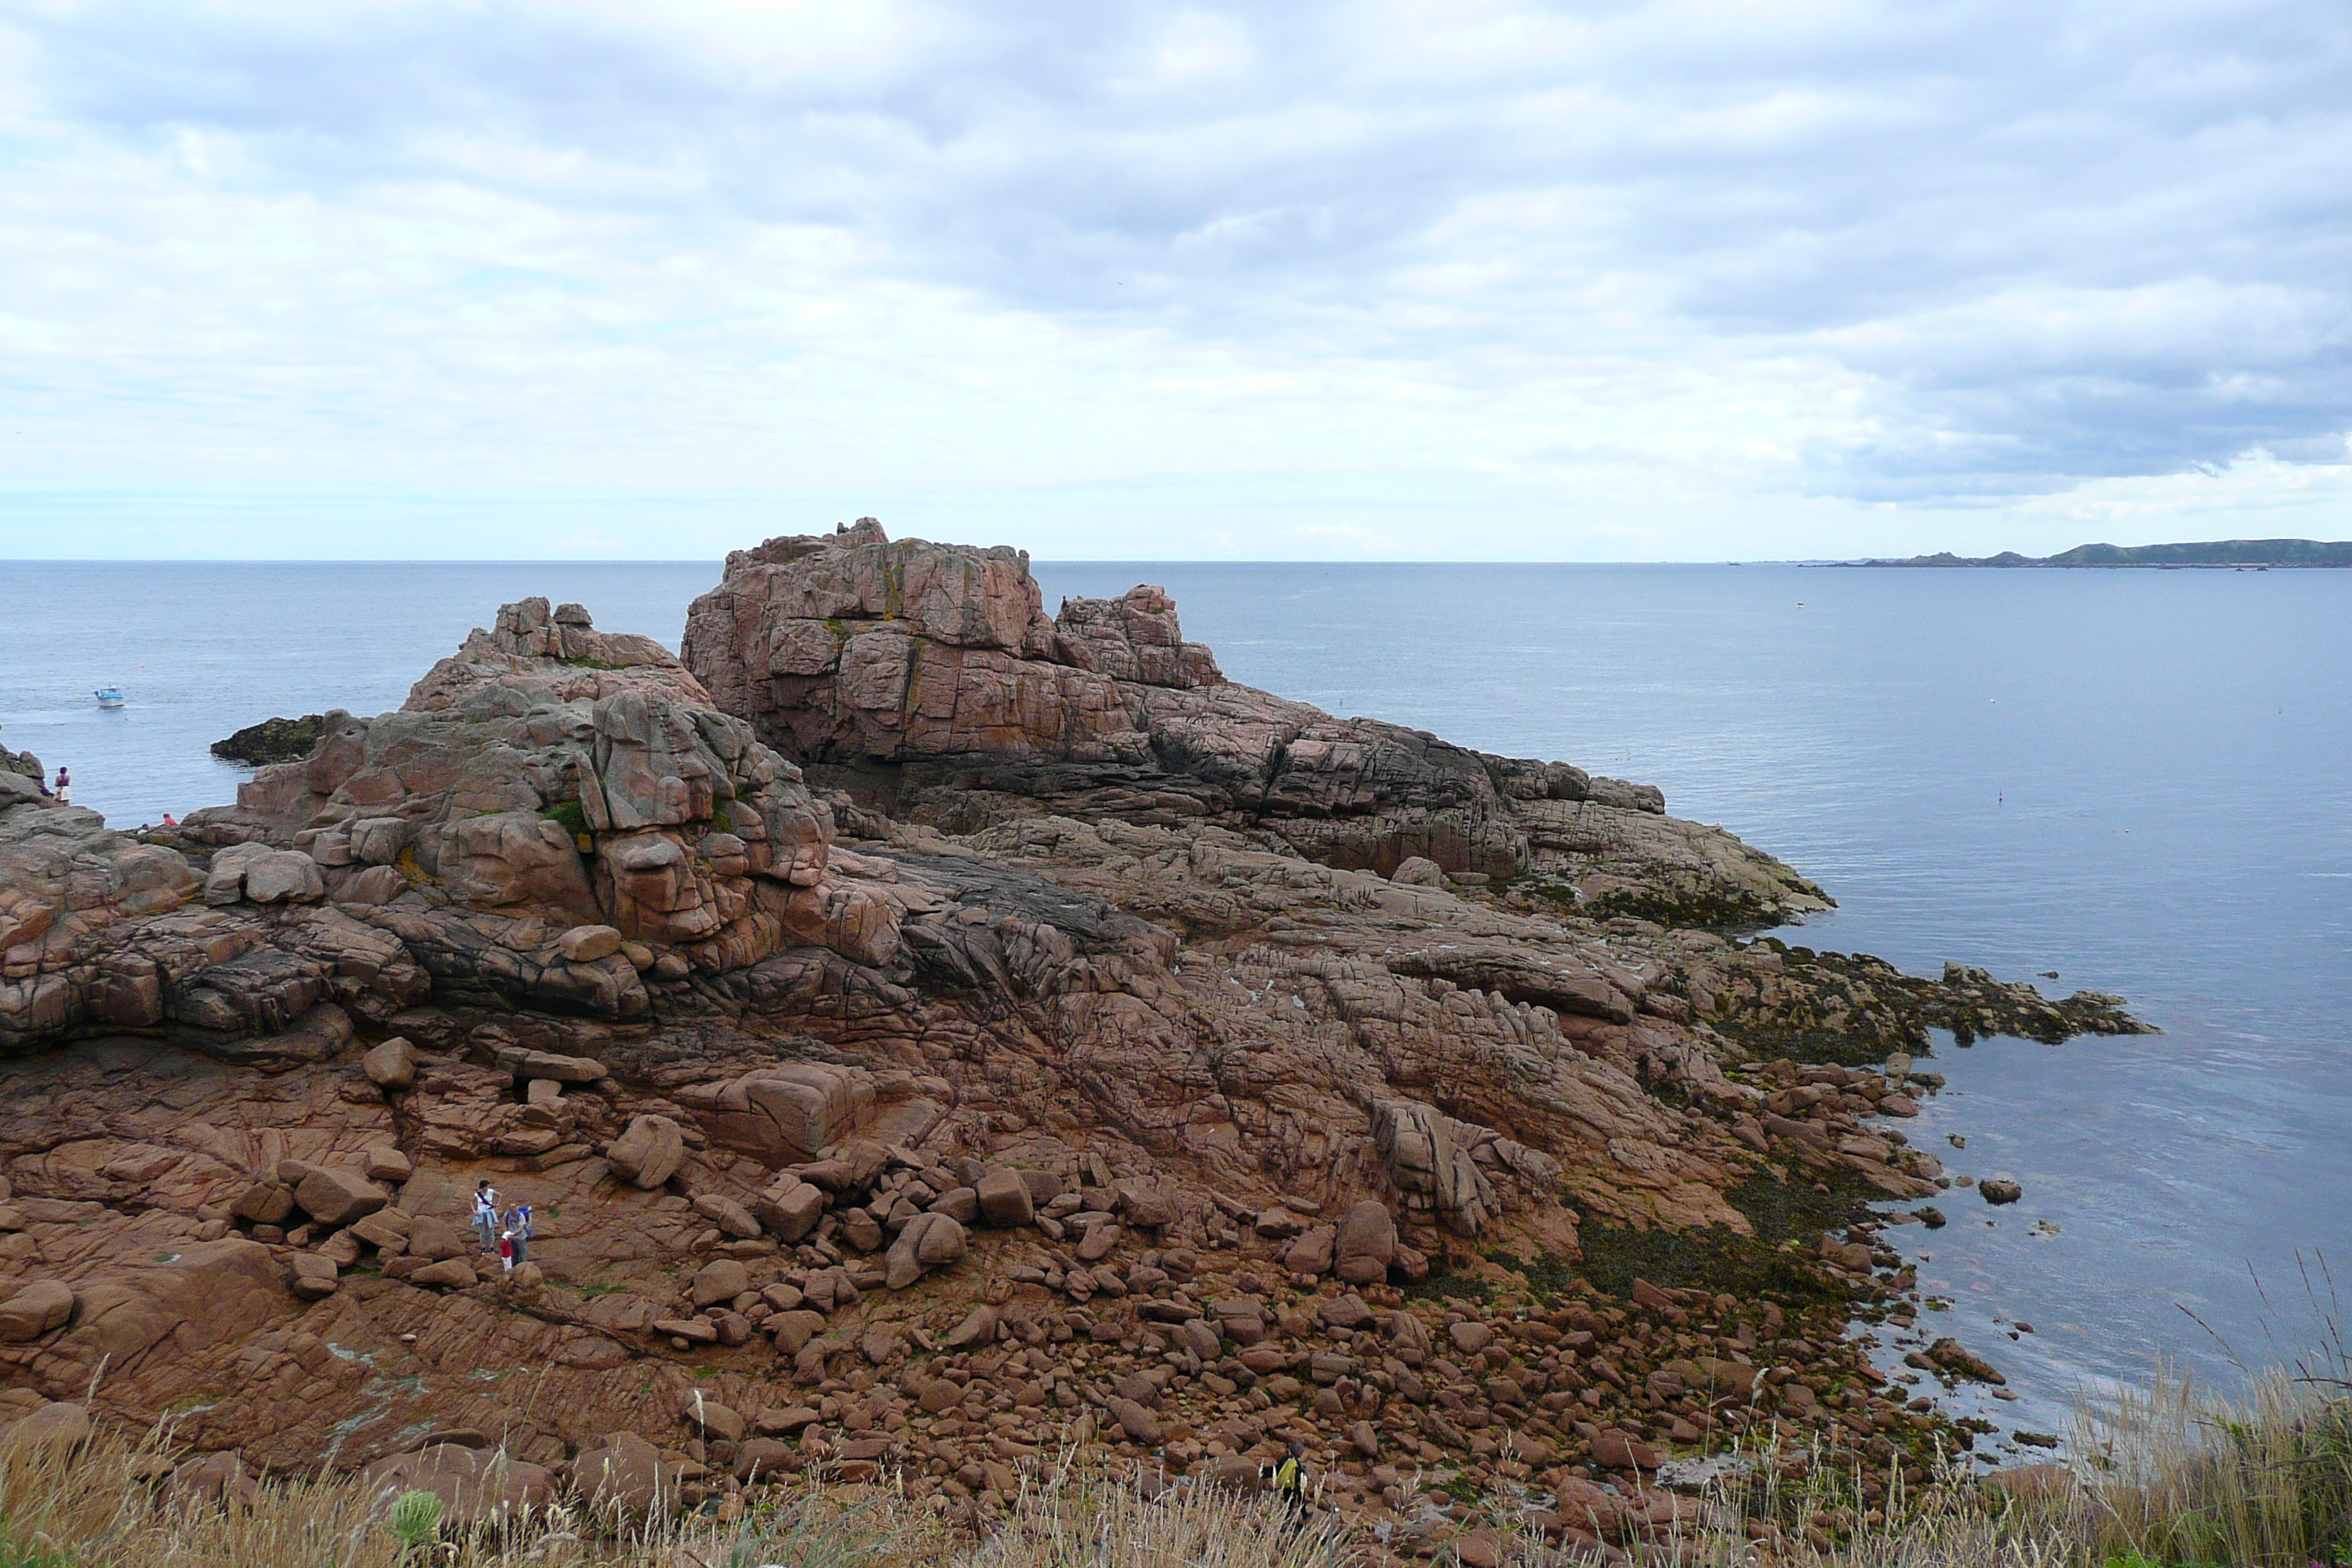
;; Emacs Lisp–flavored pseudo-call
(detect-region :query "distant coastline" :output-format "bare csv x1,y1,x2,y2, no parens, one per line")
1847,538,2352,568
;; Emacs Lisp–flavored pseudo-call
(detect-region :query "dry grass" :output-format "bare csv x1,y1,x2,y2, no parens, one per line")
0,1428,1341,1568
1,1346,2345,1568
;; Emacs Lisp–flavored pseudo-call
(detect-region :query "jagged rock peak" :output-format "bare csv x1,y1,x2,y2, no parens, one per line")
680,519,1227,772
698,518,1221,686
405,597,710,714
722,515,894,574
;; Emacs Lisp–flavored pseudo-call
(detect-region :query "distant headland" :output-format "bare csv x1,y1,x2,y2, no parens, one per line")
1852,538,2352,568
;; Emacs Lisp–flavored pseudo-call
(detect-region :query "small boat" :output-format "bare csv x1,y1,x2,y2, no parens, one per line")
94,685,125,709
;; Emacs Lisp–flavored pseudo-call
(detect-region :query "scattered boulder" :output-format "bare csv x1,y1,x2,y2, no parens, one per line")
572,1431,681,1521
1919,1337,2008,1385
944,1305,999,1349
766,1311,826,1354
1333,1199,1398,1285
1392,856,1445,887
362,1037,418,1090
732,1438,802,1481
2,1401,91,1454
557,924,625,962
366,1146,414,1184
287,1254,339,1299
230,1182,297,1227
361,1444,554,1529
410,1259,478,1290
690,1194,761,1239
690,1260,749,1310
754,1178,825,1242
169,1450,257,1510
1447,1319,1494,1355
679,1390,745,1443
974,1168,1034,1228
1283,1224,1336,1277
1592,1430,1659,1470
291,1166,388,1228
1980,1177,2024,1205
244,850,328,905
883,1212,968,1289
1106,1396,1163,1444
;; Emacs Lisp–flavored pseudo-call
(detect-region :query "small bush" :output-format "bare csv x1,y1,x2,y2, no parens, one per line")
539,801,589,837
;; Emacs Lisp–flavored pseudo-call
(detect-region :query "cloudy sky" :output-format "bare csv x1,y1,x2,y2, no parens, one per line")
2,0,2348,559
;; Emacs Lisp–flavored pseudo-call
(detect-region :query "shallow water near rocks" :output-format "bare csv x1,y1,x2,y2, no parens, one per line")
5,557,2347,1433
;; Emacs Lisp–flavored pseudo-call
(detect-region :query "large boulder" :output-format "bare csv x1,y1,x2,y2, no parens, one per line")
362,1037,419,1090
679,1390,745,1442
361,1444,556,1530
557,924,625,962
1334,1199,1399,1285
690,1259,749,1310
2,1401,91,1454
754,1177,826,1242
673,1062,875,1166
973,1168,1035,1228
0,1281,75,1342
883,1212,968,1289
243,850,327,905
291,1166,388,1228
606,1115,685,1189
572,1431,684,1522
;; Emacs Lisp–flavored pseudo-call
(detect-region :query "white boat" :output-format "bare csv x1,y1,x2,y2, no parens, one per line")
94,685,125,709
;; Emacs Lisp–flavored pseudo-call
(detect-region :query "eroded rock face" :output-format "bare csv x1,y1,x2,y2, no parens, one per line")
162,603,912,1011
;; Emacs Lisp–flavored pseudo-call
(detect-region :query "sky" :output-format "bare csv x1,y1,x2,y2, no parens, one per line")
1,0,2348,561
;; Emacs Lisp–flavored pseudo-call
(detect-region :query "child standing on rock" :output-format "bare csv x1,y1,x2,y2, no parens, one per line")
496,1228,516,1272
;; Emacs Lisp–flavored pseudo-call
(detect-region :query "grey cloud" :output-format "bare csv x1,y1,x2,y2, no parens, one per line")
10,0,2351,502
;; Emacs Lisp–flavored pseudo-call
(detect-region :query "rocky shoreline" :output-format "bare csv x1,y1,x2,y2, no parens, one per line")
0,521,2150,1557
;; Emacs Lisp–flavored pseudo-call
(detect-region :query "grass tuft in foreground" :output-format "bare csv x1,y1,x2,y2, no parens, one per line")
0,1340,2345,1567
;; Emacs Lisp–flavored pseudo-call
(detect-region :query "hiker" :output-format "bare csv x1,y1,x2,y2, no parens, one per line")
497,1228,516,1272
161,813,178,826
1273,1441,1309,1521
472,1180,501,1249
52,767,69,805
509,1204,532,1267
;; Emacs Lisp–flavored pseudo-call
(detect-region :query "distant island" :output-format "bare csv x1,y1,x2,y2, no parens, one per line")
1855,538,2352,568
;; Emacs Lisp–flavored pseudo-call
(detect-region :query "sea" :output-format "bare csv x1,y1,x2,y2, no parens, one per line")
4,559,2348,1439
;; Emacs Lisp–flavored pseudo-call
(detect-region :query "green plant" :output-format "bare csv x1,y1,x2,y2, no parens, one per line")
384,1490,443,1560
0,1530,77,1568
539,801,588,837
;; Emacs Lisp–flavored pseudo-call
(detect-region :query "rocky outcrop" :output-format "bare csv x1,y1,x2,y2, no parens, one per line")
684,521,1730,895
0,522,2152,1531
211,715,325,766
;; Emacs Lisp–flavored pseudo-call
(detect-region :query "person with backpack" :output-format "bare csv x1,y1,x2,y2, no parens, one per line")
510,1204,533,1267
1273,1441,1309,1522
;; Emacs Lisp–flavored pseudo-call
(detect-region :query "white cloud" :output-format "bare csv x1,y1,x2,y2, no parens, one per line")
0,0,2347,559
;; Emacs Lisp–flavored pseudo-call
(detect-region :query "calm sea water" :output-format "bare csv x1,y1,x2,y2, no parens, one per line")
4,559,2348,1431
